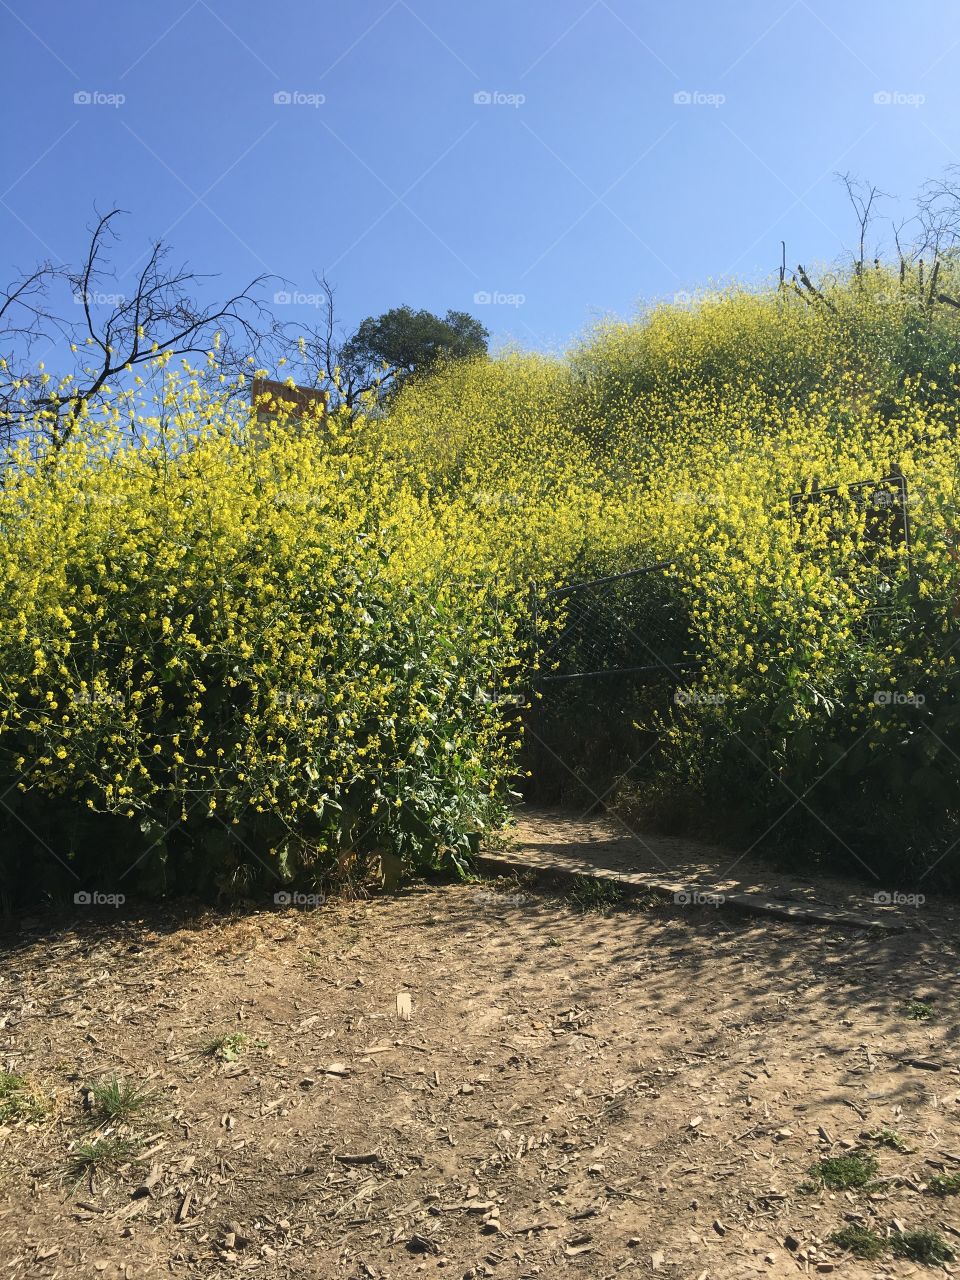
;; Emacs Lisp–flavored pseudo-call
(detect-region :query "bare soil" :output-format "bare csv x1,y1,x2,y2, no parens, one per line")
2,869,960,1279
503,809,957,931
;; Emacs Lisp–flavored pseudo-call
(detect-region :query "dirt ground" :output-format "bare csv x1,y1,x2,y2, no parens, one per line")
502,809,958,931
2,871,960,1279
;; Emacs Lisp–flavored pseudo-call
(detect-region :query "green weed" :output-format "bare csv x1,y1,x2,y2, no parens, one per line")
864,1127,913,1152
0,1071,49,1123
807,1152,878,1190
567,874,626,914
86,1075,156,1123
905,999,935,1021
68,1135,141,1178
928,1172,960,1196
204,1032,248,1061
890,1228,955,1264
829,1225,885,1260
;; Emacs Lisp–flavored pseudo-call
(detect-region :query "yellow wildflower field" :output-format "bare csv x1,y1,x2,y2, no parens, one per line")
2,267,959,896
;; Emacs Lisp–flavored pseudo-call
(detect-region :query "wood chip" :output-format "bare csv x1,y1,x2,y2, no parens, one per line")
131,1163,163,1199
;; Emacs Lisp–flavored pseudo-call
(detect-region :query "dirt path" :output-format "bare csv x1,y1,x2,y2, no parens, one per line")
493,808,957,934
2,876,960,1279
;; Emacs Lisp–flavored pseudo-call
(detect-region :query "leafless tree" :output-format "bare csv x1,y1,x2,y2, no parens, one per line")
915,167,960,260
899,171,960,308
276,272,385,413
836,172,889,278
0,209,275,449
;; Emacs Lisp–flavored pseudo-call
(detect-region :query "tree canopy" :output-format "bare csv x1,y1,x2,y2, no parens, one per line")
339,305,488,398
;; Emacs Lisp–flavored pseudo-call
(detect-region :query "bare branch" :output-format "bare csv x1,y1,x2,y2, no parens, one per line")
835,172,889,278
0,209,276,449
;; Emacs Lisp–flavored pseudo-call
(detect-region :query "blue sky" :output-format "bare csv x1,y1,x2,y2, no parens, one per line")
3,0,960,355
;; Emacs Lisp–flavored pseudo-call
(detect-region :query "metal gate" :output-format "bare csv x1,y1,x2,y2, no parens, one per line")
524,561,702,805
530,561,701,688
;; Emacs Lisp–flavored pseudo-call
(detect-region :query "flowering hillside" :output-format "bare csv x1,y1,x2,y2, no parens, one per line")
3,265,960,900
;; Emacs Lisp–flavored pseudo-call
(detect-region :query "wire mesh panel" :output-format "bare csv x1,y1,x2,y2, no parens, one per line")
525,562,701,805
534,562,699,685
789,474,913,581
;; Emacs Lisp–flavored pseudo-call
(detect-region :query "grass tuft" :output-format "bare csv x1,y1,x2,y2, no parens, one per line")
890,1228,955,1264
68,1135,141,1178
86,1075,156,1123
567,875,626,914
807,1152,878,1190
0,1070,49,1123
928,1171,960,1196
829,1225,885,1260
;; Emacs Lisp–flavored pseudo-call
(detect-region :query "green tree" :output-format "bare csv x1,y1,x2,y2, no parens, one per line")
340,305,488,404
